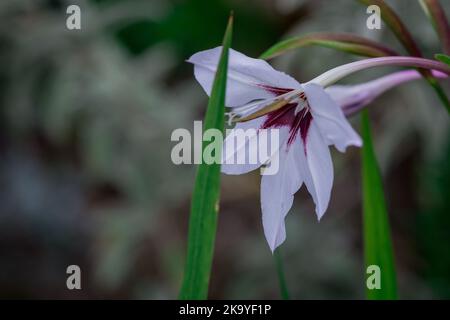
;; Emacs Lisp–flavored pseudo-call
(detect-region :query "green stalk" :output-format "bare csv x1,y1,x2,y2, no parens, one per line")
358,0,450,113
274,249,290,300
179,14,233,300
259,32,398,60
419,0,450,54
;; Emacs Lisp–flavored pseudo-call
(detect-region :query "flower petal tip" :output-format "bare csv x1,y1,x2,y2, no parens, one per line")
269,242,281,254
334,136,363,153
353,136,363,148
316,213,324,222
315,207,326,221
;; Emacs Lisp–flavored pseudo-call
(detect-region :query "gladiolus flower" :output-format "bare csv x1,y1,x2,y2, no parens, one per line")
188,47,450,251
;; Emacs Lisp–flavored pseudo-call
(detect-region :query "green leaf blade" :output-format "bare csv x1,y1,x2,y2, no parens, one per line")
259,32,398,60
436,53,450,66
361,110,397,300
179,14,233,300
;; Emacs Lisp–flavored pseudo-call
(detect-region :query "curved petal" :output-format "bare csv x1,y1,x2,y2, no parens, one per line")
304,83,362,152
325,85,374,115
296,123,333,220
221,117,265,175
261,143,302,252
325,70,448,116
221,118,288,175
188,47,301,107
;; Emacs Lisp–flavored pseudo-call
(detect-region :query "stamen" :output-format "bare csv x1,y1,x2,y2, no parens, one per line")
294,98,308,115
232,99,267,115
257,84,295,95
225,112,237,126
233,89,304,123
235,98,291,123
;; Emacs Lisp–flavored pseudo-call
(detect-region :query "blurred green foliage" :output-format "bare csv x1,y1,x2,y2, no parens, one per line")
0,0,449,299
418,139,450,298
112,0,280,58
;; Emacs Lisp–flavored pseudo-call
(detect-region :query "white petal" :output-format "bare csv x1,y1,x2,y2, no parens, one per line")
221,117,265,175
187,47,301,107
261,143,303,252
325,85,371,109
296,124,333,220
304,83,362,152
221,119,288,175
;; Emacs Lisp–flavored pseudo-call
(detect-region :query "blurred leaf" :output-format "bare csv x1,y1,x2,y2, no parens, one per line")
260,33,399,60
419,0,450,55
358,0,422,56
426,76,450,113
418,140,450,298
361,110,397,300
179,14,233,300
111,0,278,59
115,20,160,55
436,53,450,66
358,0,450,113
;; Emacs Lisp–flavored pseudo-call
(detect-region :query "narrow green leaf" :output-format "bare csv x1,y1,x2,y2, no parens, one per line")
436,53,450,66
361,110,397,300
428,76,450,113
358,0,450,113
259,32,398,60
419,0,450,55
179,14,233,300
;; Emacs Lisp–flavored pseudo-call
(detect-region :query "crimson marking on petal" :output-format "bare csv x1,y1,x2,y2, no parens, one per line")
261,103,297,129
258,92,313,154
299,92,307,100
299,110,313,155
257,84,295,96
286,108,312,151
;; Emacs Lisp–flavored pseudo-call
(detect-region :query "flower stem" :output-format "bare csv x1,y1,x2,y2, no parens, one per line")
356,0,450,114
310,56,450,88
274,248,290,300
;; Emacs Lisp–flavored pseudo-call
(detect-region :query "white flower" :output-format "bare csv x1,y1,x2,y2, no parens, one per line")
188,47,449,251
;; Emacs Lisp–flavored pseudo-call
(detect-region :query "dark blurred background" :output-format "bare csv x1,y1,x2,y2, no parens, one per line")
0,0,449,299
